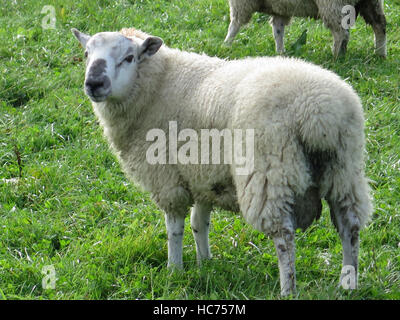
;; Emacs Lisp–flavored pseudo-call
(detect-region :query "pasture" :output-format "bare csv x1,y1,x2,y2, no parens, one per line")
0,0,399,299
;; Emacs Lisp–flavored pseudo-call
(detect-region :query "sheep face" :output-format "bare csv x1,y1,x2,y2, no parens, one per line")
72,28,163,103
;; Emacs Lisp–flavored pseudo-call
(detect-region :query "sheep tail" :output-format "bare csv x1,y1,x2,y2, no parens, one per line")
296,97,373,228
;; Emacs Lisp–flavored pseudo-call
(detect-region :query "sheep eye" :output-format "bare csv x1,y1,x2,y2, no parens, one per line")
124,55,134,63
84,51,88,58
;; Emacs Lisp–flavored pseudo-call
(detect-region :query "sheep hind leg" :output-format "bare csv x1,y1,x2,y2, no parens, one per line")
224,19,241,44
270,16,290,54
190,202,212,264
224,8,252,44
272,217,296,296
165,213,186,269
329,202,360,290
357,0,387,57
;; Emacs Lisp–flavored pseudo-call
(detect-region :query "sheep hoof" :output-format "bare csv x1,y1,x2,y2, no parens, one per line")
223,40,233,47
167,262,184,271
376,48,387,58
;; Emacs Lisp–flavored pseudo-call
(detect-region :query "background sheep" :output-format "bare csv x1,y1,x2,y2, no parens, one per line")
225,0,387,57
72,27,372,296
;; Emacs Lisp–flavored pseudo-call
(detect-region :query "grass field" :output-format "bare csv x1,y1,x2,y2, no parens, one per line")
0,0,399,300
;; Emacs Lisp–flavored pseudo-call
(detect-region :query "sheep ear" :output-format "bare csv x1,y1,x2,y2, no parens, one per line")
71,28,91,48
138,36,163,62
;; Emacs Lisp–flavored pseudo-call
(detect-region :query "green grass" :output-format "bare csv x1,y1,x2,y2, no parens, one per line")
0,0,399,300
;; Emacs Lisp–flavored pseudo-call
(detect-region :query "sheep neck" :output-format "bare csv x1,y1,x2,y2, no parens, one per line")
91,45,227,154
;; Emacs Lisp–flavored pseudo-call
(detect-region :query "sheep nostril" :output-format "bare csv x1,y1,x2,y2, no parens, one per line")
85,79,104,92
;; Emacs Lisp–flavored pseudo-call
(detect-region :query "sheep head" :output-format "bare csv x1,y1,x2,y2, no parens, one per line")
72,28,163,103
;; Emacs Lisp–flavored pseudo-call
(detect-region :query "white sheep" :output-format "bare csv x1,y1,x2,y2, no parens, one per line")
225,0,387,57
72,27,372,296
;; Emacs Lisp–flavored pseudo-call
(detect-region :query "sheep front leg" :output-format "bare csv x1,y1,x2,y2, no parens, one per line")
272,222,296,296
270,16,290,54
190,203,212,263
165,213,185,269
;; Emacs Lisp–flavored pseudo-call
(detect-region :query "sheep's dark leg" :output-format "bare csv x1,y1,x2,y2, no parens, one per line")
272,218,296,296
191,203,212,263
329,203,360,289
372,20,387,57
357,0,387,57
165,213,185,268
270,16,290,54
